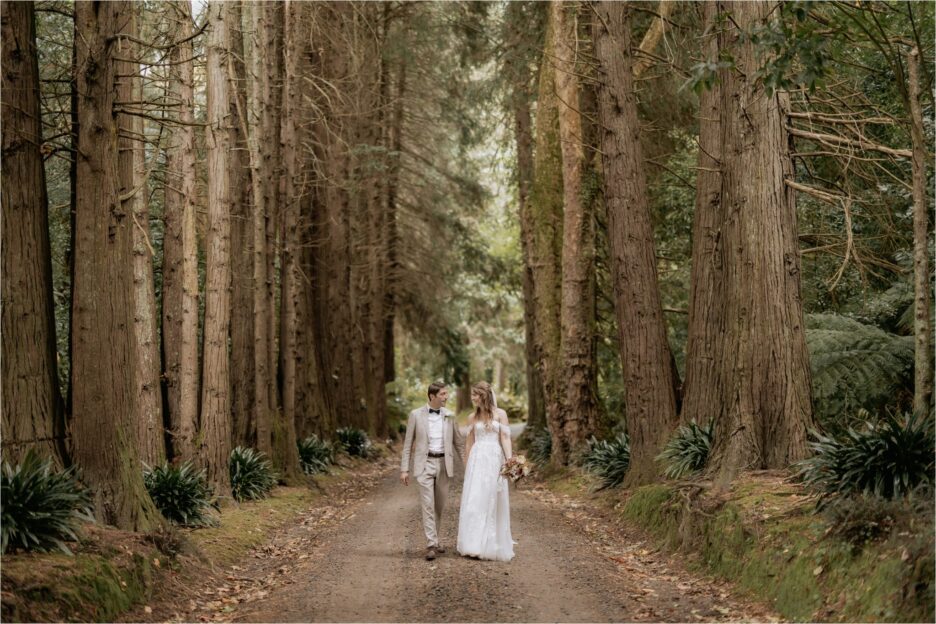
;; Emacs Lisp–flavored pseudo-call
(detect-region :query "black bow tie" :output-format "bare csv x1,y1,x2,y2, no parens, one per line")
429,408,441,414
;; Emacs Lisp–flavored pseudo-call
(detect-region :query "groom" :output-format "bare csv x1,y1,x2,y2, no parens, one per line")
400,381,466,560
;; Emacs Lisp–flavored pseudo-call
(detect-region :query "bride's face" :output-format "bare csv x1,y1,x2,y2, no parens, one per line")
470,392,480,407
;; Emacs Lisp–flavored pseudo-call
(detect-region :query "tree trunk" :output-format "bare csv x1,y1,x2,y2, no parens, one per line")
906,46,933,417
593,1,679,486
680,1,724,434
510,52,547,430
229,0,256,453
162,0,200,463
529,12,565,458
705,0,814,485
1,1,67,466
275,0,304,482
71,0,162,530
119,4,164,465
551,0,602,464
201,0,235,495
383,57,406,387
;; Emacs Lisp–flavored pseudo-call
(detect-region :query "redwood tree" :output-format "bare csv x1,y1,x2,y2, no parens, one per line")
593,1,679,485
71,0,162,529
1,1,66,465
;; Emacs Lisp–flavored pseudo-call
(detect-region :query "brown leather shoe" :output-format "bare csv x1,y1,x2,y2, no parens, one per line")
435,544,446,554
425,546,437,561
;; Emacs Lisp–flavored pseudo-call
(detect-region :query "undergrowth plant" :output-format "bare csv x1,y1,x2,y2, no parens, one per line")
657,420,714,478
526,427,552,465
335,427,374,458
229,447,278,502
1,451,94,554
143,461,218,527
582,432,631,489
297,435,334,475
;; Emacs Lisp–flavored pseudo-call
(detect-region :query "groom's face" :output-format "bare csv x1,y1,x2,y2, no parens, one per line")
431,388,449,407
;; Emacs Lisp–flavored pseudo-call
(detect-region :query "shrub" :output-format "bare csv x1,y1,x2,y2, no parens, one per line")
821,489,932,547
143,461,217,527
297,435,334,475
797,412,934,506
335,427,374,458
656,420,714,479
527,427,552,465
229,447,278,502
805,314,914,431
1,450,93,554
582,432,630,489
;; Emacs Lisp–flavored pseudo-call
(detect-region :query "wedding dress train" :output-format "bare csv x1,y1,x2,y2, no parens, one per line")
456,420,514,561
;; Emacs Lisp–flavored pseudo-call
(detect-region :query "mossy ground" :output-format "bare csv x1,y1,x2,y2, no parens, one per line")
541,470,935,622
0,458,375,623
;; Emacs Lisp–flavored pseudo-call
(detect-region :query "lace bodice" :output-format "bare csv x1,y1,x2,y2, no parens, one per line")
471,420,504,443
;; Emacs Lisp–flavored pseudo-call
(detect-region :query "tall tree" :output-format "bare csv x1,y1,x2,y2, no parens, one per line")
551,0,602,463
201,0,235,495
528,11,565,454
71,0,162,529
680,1,725,433
505,0,547,431
162,0,200,461
119,3,164,465
906,45,933,416
705,0,814,485
593,1,679,485
1,1,66,465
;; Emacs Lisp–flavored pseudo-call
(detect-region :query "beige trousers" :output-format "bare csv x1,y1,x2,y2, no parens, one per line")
416,456,449,548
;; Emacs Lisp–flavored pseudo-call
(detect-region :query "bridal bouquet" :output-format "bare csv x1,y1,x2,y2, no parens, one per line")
500,455,532,483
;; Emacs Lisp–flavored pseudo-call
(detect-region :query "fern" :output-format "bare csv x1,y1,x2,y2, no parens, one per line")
806,314,914,431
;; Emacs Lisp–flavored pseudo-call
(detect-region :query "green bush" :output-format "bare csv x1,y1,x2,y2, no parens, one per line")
335,427,374,458
297,435,334,475
1,450,93,554
657,420,714,479
229,447,278,502
806,314,914,431
797,412,935,506
582,432,630,489
143,461,217,527
527,427,552,465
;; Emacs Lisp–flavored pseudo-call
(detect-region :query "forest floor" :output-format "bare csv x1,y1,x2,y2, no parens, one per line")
127,451,779,623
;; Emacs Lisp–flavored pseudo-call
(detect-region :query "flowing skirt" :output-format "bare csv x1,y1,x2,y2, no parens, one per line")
456,440,514,561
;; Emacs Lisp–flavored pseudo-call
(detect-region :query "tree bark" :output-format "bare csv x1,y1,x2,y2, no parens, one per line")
906,46,933,417
593,1,680,486
551,0,602,464
71,0,162,530
705,0,814,485
226,0,257,454
680,1,724,434
275,0,304,482
162,0,200,463
119,3,164,465
529,12,565,457
1,1,67,466
201,0,235,495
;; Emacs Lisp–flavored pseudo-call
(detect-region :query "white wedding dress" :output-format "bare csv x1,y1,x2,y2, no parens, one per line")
456,419,514,561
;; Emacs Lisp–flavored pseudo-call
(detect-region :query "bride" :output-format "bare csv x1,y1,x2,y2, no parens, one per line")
456,381,514,562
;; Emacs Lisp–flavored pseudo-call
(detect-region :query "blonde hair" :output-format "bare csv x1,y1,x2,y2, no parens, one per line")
471,381,496,428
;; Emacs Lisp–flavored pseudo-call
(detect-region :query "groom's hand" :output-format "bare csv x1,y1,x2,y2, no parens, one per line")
400,472,410,486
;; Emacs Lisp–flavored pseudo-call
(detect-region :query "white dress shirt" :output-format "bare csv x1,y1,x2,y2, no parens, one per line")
427,406,445,454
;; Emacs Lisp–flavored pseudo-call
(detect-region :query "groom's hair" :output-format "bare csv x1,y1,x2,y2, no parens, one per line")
427,381,447,399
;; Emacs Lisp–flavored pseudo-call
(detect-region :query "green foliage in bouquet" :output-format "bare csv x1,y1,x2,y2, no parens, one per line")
143,461,217,527
1,450,93,554
582,432,631,489
797,412,934,506
335,427,374,458
229,447,278,502
297,434,334,475
656,420,714,479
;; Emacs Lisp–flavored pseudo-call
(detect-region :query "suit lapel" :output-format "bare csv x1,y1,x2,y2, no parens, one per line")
443,410,453,452
419,406,429,443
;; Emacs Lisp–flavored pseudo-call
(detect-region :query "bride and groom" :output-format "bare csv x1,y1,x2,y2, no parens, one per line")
399,380,515,562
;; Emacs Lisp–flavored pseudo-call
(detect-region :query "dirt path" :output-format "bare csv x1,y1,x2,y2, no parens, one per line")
143,455,779,623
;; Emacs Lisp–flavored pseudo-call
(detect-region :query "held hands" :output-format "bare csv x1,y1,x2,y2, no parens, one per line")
400,472,410,486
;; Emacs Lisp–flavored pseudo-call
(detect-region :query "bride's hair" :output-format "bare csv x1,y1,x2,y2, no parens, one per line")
470,381,496,428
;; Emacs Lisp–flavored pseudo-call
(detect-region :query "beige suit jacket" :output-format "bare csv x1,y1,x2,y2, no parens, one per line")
400,405,466,478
